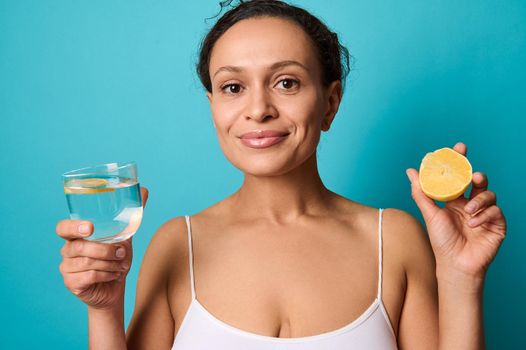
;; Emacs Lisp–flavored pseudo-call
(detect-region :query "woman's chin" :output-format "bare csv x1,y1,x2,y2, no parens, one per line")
231,159,296,177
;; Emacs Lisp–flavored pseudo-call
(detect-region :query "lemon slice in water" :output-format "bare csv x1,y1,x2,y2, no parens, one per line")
64,178,116,194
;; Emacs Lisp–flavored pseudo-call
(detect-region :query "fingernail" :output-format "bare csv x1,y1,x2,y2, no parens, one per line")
465,202,477,213
468,218,477,226
121,263,129,270
78,224,90,236
406,170,412,182
116,247,125,258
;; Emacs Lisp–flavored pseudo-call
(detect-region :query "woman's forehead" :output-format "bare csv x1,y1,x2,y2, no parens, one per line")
209,17,319,76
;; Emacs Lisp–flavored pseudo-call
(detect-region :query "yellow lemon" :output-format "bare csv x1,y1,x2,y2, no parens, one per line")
418,147,472,201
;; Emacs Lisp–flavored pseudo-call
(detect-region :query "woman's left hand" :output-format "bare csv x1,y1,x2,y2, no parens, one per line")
406,142,507,280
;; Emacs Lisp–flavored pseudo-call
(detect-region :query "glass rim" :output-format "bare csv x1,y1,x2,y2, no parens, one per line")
62,161,137,178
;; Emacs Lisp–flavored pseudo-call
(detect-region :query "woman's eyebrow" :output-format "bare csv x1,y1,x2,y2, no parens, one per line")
213,60,308,79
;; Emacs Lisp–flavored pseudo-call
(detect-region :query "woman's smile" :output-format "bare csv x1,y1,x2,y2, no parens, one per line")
239,129,290,149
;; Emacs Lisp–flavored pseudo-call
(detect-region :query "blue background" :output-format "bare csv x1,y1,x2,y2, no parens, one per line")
1,0,524,348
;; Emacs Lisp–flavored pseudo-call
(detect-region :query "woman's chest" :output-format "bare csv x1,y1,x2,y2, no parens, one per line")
168,226,406,339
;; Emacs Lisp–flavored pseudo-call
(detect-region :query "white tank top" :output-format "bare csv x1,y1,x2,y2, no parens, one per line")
172,208,398,349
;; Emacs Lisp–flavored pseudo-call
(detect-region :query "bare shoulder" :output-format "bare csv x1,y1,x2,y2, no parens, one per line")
381,207,436,273
149,216,188,251
139,216,189,274
143,215,191,299
309,194,435,273
126,216,189,349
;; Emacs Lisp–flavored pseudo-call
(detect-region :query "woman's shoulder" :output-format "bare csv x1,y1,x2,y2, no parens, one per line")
339,197,435,271
380,207,436,280
382,207,426,237
343,196,428,241
381,207,430,243
153,215,189,238
140,216,190,275
145,198,225,252
331,194,422,231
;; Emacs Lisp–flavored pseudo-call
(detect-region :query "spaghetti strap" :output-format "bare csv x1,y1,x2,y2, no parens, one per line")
185,215,196,300
377,208,384,301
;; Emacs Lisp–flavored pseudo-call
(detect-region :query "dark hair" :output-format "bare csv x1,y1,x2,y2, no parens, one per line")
196,0,351,95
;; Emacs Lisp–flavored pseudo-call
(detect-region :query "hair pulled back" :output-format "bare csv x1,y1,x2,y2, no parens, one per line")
196,0,351,94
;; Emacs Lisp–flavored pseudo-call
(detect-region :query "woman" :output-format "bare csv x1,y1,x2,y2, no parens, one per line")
56,1,507,349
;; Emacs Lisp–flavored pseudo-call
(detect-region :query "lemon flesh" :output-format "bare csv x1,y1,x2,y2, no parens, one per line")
418,147,472,201
64,178,116,194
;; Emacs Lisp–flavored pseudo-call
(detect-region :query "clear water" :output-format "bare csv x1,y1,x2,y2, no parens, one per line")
64,176,143,243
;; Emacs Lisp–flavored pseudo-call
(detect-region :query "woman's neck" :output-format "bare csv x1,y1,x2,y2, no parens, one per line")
231,153,334,224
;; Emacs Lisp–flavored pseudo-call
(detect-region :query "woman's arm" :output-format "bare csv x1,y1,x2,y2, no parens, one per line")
405,142,507,350
86,216,186,350
88,297,127,350
394,210,486,350
86,217,180,350
389,209,439,349
436,269,485,349
126,217,190,349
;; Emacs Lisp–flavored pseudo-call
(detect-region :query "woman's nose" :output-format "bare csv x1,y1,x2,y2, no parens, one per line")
244,86,278,122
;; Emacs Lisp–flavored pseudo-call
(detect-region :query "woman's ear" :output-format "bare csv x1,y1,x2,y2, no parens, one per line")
322,80,343,131
206,92,216,129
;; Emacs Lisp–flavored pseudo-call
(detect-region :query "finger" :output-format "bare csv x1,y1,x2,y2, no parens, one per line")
467,205,504,228
60,256,129,274
140,187,149,208
64,270,122,293
406,168,440,223
61,240,127,261
468,172,489,200
448,142,470,204
56,220,94,240
453,142,467,157
464,190,496,215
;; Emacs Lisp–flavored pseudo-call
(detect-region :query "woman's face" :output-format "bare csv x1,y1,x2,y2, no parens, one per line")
207,16,341,176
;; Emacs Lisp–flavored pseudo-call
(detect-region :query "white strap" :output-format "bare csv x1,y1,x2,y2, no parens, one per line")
185,215,196,300
377,208,384,300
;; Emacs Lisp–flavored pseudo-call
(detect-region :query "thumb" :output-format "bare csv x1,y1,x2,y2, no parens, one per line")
406,168,439,223
140,187,149,208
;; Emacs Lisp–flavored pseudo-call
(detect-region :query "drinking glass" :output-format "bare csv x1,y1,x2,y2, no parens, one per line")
62,161,143,243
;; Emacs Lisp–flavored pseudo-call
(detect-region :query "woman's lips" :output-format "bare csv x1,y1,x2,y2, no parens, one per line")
240,136,288,148
239,130,289,149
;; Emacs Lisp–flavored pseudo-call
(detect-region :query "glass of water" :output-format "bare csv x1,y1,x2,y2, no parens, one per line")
62,161,143,243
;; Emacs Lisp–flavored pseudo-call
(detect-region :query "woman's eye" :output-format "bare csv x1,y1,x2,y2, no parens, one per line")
277,78,299,90
220,79,299,94
221,84,242,94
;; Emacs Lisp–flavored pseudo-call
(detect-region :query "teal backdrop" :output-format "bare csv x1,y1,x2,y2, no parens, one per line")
1,0,524,348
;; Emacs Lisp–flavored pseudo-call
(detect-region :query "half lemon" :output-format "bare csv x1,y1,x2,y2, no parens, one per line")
418,147,472,201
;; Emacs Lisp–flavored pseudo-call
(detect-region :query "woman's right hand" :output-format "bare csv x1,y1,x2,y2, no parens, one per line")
56,187,149,310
